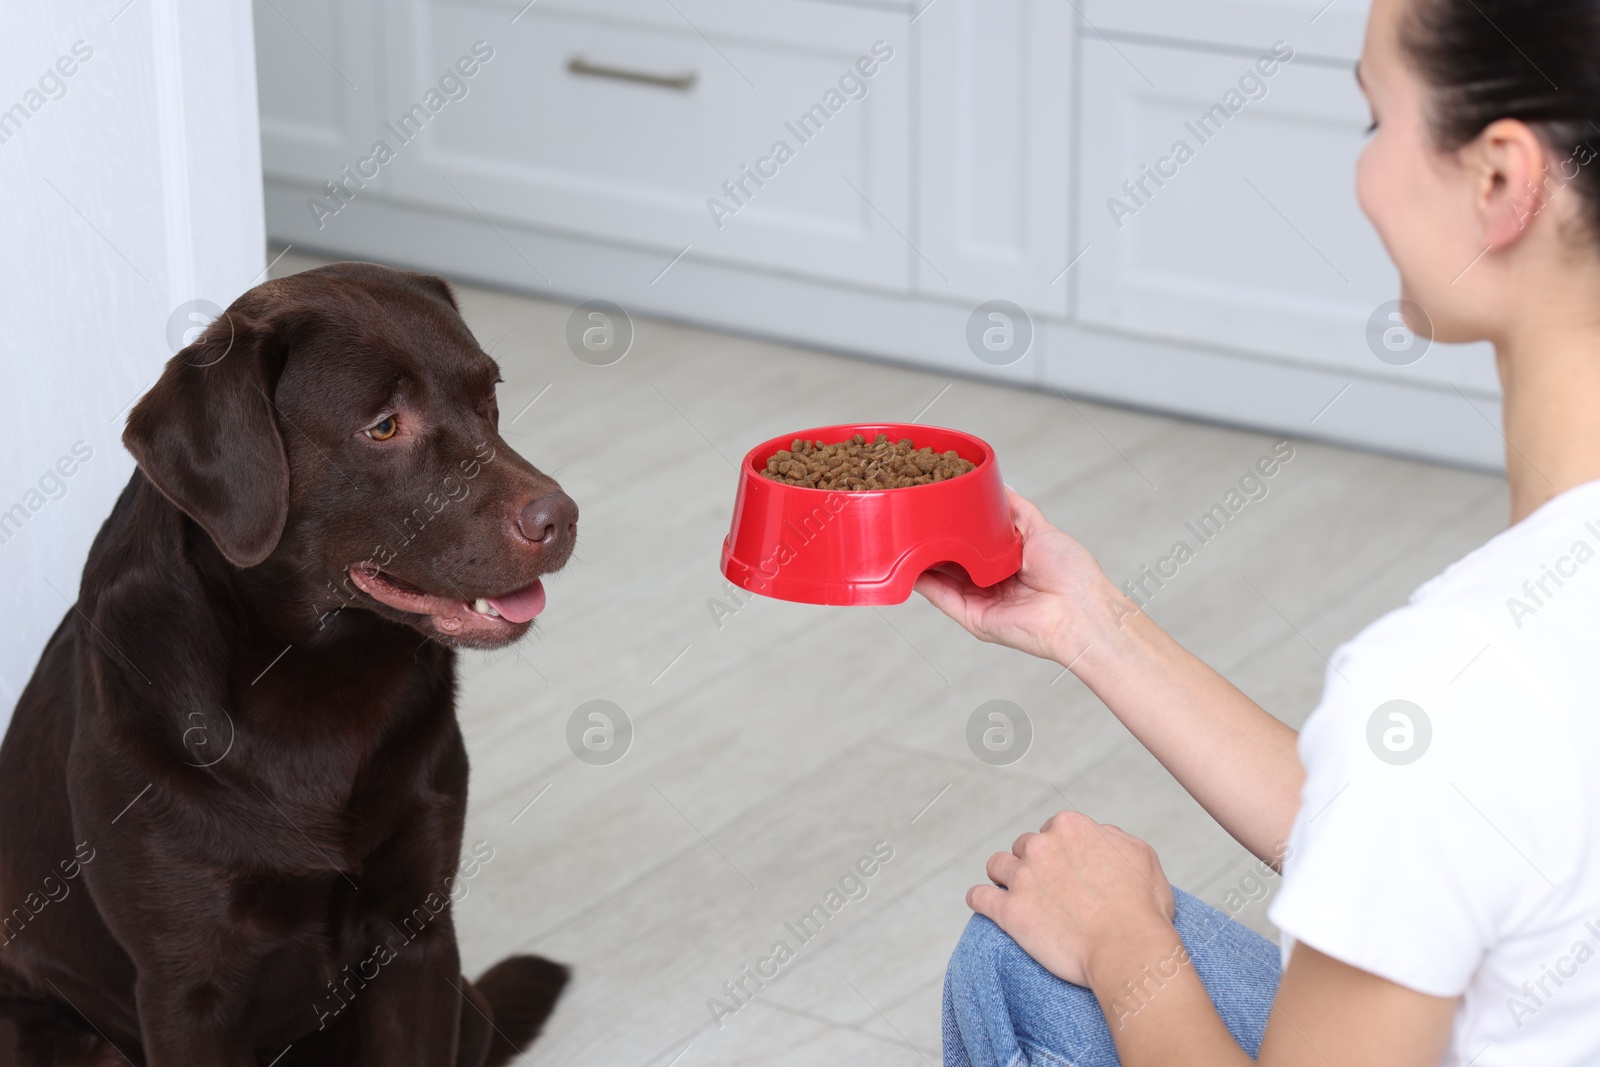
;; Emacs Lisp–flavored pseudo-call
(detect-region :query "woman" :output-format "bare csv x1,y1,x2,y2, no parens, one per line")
920,0,1600,1063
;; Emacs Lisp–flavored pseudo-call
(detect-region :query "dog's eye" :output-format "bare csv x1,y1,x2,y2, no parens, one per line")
366,415,399,441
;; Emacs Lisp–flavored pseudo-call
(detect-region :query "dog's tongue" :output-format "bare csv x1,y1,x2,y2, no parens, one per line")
487,580,546,624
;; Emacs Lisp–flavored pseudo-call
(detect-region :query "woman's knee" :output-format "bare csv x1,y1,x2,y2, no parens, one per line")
945,914,1117,1066
948,914,1012,984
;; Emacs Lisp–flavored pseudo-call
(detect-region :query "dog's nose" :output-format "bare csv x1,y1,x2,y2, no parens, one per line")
517,491,578,549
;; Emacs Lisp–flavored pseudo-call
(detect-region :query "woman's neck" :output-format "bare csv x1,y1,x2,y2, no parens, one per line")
1496,305,1600,524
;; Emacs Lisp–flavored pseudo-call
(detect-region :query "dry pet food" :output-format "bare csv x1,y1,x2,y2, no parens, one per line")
761,433,976,490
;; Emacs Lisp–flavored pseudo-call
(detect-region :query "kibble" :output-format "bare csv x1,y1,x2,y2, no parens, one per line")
760,433,976,491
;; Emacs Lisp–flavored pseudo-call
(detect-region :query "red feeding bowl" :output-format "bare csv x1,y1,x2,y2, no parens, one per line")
720,423,1023,606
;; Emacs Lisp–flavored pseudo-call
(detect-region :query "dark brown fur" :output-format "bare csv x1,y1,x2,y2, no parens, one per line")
0,263,576,1065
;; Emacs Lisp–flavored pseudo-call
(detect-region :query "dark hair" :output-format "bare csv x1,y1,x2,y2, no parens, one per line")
1402,0,1600,232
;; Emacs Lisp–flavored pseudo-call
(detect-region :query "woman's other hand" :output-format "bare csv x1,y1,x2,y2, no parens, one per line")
970,810,1179,989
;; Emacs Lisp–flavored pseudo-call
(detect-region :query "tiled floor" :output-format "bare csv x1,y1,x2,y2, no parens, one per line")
273,249,1507,1066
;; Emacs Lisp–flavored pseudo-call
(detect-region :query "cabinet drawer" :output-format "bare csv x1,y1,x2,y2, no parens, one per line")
380,0,912,290
1073,38,1496,391
1083,0,1370,62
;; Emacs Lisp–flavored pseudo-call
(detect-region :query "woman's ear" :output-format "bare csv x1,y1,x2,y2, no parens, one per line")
123,311,290,568
1474,118,1562,249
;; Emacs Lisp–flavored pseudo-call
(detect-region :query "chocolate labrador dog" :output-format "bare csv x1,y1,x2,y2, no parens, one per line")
0,262,576,1065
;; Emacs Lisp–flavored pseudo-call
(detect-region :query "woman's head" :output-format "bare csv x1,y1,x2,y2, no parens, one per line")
1357,0,1600,344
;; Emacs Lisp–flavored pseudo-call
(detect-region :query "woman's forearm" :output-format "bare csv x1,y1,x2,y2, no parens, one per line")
1059,580,1303,865
1088,924,1256,1067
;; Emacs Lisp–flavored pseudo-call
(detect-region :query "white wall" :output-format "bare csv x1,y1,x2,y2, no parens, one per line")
0,0,265,732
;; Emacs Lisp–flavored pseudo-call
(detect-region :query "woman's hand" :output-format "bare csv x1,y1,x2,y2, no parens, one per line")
969,810,1178,990
915,489,1123,665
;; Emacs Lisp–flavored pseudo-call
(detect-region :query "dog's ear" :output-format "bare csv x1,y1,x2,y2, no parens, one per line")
123,312,290,568
408,270,459,312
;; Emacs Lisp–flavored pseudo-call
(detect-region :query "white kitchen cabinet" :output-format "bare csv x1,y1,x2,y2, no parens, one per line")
914,0,1074,313
375,0,912,290
1073,37,1497,392
257,0,1506,469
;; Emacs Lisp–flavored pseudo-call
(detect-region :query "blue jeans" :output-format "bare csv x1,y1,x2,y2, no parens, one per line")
942,889,1282,1066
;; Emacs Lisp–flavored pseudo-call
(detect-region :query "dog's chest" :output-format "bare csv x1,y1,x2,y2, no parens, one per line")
228,645,467,878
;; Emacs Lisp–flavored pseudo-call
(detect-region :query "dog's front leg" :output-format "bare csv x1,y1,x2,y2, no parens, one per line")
358,916,465,1065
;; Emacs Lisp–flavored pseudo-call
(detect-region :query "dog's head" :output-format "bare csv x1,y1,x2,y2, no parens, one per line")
124,261,577,650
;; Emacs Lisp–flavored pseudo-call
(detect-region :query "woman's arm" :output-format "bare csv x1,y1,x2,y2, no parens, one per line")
916,490,1301,864
1092,921,1458,1066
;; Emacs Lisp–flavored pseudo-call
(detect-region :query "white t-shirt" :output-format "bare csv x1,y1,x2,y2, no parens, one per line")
1270,478,1600,1067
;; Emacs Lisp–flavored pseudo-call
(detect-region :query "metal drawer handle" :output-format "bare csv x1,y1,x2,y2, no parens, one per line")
567,55,697,91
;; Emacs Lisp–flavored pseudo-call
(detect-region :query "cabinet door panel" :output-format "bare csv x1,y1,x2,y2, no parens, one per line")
254,0,381,188
1084,0,1370,62
380,0,912,290
1074,39,1496,391
916,0,1073,313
